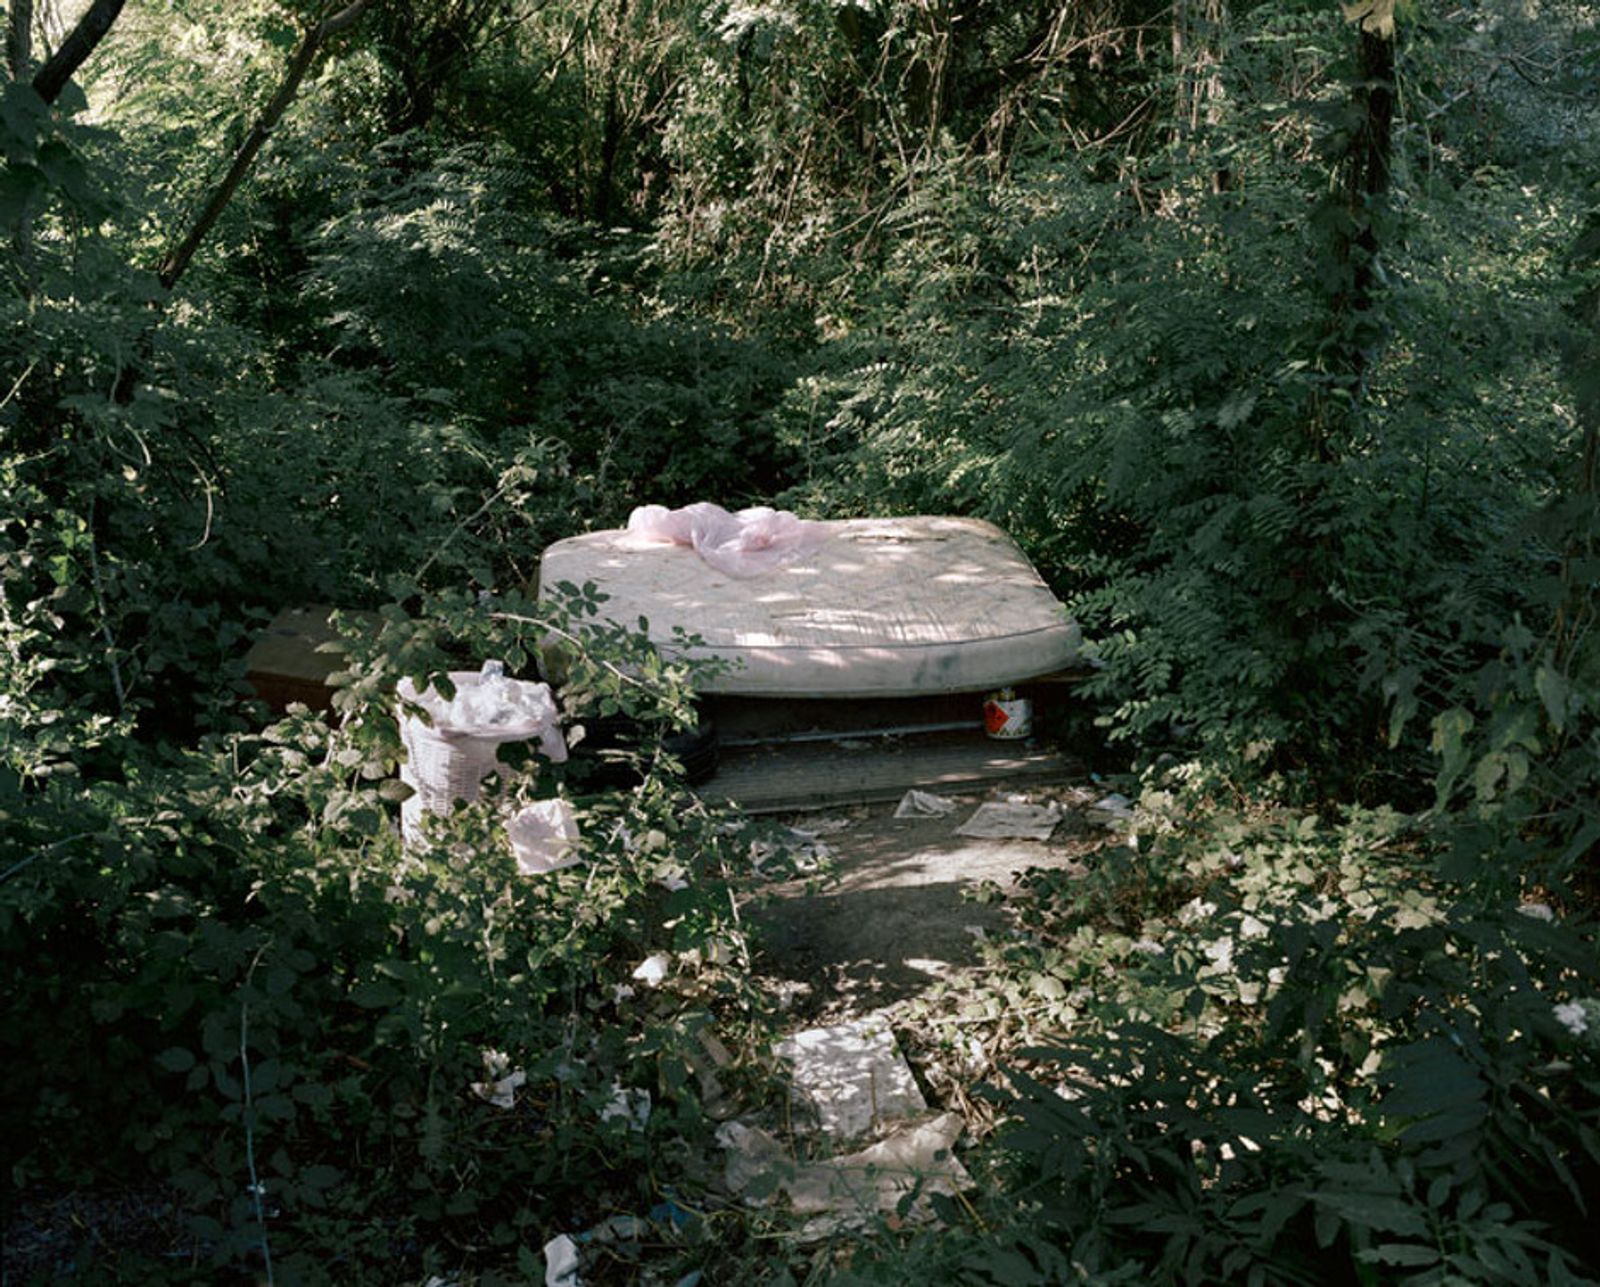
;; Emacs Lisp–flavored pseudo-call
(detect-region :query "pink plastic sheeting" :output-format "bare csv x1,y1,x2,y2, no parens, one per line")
624,503,830,579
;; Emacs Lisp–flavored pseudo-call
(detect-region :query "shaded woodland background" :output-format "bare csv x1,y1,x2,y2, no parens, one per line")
3,0,1600,1282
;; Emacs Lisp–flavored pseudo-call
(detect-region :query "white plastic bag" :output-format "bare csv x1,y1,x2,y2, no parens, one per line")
507,798,582,875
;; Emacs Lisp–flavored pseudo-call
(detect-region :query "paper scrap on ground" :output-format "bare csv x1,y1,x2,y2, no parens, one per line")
632,953,671,986
790,814,853,837
894,789,959,818
775,1015,927,1138
718,1113,971,1237
686,1031,736,1120
1086,793,1134,828
600,1083,652,1131
955,801,1060,841
543,1233,581,1287
752,830,832,874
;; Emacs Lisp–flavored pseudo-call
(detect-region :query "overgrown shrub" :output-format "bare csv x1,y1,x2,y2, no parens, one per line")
0,586,764,1280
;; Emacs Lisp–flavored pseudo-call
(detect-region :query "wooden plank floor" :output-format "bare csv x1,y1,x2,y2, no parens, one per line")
701,728,1080,813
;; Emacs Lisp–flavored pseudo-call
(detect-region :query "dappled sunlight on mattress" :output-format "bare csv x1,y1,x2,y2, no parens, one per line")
539,515,1081,697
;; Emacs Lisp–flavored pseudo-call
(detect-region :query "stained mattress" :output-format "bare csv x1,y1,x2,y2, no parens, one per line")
537,515,1082,698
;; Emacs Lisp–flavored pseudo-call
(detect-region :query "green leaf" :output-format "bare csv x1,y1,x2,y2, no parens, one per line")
1358,1244,1440,1267
1308,1191,1428,1238
1473,751,1506,801
1384,666,1420,749
156,1047,196,1073
300,1164,341,1189
1031,974,1066,1001
1535,666,1570,733
349,980,402,1008
1432,707,1475,806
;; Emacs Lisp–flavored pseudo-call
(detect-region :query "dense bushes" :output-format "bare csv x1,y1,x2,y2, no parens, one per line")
4,0,1600,1279
1,587,763,1279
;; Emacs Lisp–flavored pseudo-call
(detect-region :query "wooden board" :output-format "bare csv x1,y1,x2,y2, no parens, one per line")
244,605,381,712
701,729,1080,813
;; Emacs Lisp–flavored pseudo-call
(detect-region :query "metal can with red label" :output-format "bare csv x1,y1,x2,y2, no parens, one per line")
983,688,1032,740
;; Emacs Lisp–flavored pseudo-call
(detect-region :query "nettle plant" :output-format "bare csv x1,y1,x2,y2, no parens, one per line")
1,582,762,1280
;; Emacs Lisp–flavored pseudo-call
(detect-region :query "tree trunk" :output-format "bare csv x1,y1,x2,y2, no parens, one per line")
1341,28,1395,319
1556,213,1600,667
1309,20,1395,458
590,0,629,224
375,0,505,137
8,0,33,293
6,0,30,80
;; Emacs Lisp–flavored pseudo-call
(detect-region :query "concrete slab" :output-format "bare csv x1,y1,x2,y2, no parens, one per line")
775,1015,927,1138
747,790,1100,1014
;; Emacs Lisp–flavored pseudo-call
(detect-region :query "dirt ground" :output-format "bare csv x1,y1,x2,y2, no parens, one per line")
746,786,1109,1020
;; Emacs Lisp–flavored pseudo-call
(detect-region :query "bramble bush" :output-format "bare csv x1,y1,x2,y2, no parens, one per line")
834,805,1600,1285
1,582,772,1281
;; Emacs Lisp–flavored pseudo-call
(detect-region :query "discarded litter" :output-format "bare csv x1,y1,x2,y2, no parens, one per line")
651,1196,694,1230
982,688,1032,740
543,1233,581,1287
631,953,671,987
894,789,959,818
954,801,1061,841
601,1082,652,1132
1086,792,1135,828
718,1112,971,1238
584,1214,646,1242
789,814,853,837
775,1015,927,1138
624,502,830,579
470,1049,526,1110
685,1043,736,1121
766,979,813,1010
396,661,569,846
508,798,581,875
749,830,832,875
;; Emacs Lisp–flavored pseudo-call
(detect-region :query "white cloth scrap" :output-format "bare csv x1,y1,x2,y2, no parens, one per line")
624,502,830,579
543,1233,581,1287
508,798,581,875
894,789,959,818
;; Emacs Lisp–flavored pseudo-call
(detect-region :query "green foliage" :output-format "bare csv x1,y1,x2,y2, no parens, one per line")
747,1,1592,807
0,586,758,1279
855,807,1600,1285
6,0,1600,1277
